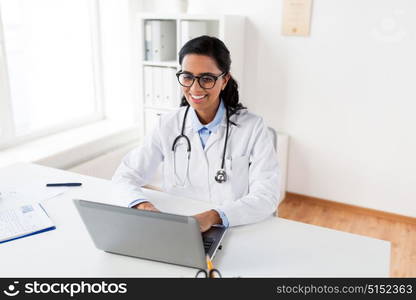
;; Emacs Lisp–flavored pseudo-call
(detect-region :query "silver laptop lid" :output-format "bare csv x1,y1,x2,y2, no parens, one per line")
73,199,208,269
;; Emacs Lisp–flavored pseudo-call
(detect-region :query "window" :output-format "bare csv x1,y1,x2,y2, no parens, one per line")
0,0,103,149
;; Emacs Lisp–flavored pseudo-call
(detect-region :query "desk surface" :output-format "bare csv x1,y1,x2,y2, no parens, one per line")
0,163,390,277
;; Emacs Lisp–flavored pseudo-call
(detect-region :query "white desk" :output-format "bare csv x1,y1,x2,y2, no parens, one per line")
0,163,390,277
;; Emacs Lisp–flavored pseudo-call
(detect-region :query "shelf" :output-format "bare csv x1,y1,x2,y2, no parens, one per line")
142,61,178,68
137,12,226,21
144,106,178,111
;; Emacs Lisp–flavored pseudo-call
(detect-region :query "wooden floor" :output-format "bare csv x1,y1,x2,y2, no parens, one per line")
278,193,416,277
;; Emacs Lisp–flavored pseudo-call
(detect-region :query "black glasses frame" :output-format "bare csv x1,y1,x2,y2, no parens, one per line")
176,71,226,89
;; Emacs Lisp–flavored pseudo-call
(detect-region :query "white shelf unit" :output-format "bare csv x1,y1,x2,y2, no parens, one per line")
135,13,246,135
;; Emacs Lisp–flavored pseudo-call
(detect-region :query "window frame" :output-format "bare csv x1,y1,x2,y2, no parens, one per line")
0,0,105,150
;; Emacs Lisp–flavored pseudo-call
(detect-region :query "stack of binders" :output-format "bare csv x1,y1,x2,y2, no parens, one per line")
144,20,176,61
144,66,178,109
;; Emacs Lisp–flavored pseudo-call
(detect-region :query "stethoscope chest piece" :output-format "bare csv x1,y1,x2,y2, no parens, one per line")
173,105,232,185
215,169,227,183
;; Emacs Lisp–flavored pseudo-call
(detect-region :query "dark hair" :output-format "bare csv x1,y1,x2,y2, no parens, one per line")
178,35,245,117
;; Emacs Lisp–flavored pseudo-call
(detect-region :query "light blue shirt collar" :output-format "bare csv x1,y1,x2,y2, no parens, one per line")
190,99,225,133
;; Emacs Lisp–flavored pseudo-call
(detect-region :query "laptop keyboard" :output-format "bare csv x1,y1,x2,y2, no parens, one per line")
203,237,214,254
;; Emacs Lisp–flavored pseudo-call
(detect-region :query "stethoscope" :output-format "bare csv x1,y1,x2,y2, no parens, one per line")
172,105,230,187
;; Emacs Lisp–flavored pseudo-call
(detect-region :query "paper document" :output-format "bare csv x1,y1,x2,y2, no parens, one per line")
0,182,68,210
0,203,55,244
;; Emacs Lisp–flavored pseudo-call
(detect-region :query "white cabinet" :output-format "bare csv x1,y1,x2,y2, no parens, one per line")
136,13,245,135
144,108,162,134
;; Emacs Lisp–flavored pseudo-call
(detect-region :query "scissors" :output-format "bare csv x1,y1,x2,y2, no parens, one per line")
195,256,222,278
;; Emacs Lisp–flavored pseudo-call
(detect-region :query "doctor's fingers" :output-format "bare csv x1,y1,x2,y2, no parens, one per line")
197,222,210,232
136,202,160,212
200,224,211,232
193,215,211,232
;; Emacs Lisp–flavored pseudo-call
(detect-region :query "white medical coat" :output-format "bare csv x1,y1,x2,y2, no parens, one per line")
112,107,280,227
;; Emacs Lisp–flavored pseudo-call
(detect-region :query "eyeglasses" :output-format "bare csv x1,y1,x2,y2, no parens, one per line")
176,71,226,89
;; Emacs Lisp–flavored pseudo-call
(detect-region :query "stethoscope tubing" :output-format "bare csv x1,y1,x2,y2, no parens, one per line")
172,105,230,185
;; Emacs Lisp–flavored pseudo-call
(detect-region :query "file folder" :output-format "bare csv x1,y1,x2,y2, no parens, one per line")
148,20,176,61
0,203,55,244
144,21,153,60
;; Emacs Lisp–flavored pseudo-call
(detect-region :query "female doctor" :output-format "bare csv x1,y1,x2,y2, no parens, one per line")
112,35,280,232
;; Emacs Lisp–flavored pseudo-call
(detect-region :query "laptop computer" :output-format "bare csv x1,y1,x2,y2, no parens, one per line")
73,199,227,269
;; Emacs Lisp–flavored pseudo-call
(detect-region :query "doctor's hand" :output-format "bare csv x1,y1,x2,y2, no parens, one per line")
133,201,159,212
193,210,222,232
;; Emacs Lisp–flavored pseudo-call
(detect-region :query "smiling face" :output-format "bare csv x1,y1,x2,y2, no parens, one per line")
180,54,229,124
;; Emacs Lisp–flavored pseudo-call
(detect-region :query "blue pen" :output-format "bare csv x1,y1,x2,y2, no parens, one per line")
46,183,82,187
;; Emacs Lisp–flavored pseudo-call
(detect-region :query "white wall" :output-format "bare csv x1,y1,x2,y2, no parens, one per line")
144,0,416,217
